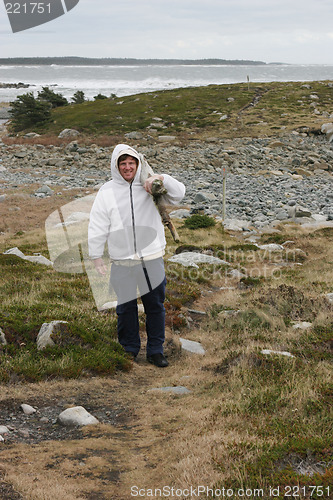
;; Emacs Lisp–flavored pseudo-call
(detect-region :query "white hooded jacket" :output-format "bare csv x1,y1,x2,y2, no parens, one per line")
88,144,185,261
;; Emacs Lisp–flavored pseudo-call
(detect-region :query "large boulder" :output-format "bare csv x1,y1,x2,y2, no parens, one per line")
36,320,68,350
58,128,80,139
321,123,333,142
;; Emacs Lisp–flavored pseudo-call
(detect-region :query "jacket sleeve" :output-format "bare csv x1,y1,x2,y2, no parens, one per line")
88,190,111,259
160,174,186,205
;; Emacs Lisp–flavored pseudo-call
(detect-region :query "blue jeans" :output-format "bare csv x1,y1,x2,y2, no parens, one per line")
110,258,166,356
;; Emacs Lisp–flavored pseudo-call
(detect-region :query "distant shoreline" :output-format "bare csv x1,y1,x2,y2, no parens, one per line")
0,56,273,66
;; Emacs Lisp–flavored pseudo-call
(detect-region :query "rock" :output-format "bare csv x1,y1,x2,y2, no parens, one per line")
179,338,205,355
0,327,7,345
20,404,37,415
292,322,312,330
35,185,54,196
295,168,312,177
58,129,80,139
168,251,229,268
0,426,10,435
321,123,333,142
36,320,68,350
58,406,99,427
124,131,143,140
3,247,53,267
288,206,312,218
261,349,295,358
187,309,207,316
157,136,176,142
268,141,284,148
14,151,27,159
24,132,40,138
148,386,191,395
169,209,191,219
228,269,247,279
223,219,252,231
257,243,284,252
325,293,333,304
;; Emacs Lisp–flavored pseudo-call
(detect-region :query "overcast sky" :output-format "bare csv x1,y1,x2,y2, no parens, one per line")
0,0,333,64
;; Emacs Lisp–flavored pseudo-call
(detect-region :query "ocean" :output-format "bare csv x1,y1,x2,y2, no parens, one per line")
0,63,333,103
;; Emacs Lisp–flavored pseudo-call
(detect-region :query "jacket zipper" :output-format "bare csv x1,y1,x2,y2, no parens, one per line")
129,181,152,292
129,182,137,255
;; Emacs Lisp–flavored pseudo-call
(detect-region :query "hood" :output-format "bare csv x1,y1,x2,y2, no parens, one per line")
110,143,142,185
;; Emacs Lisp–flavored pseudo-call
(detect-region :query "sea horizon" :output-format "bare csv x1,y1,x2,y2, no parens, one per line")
0,61,332,103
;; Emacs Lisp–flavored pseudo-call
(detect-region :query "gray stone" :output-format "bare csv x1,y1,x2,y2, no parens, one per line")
58,406,99,427
257,243,284,252
325,293,333,304
261,349,295,358
288,205,312,218
36,320,68,350
223,219,252,231
0,426,10,435
292,322,312,330
157,136,176,142
169,209,191,219
35,185,54,196
179,338,205,355
58,129,80,139
0,327,7,346
3,247,53,267
321,123,333,142
124,131,144,140
168,252,229,269
148,386,191,395
21,404,37,415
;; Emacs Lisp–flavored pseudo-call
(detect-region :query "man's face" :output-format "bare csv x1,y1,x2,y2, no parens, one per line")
118,156,138,182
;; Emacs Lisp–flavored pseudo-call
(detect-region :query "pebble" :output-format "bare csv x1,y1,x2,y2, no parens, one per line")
0,133,332,229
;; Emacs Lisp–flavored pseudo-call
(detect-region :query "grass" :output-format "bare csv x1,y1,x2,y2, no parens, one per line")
0,220,332,498
7,80,333,140
1,80,333,497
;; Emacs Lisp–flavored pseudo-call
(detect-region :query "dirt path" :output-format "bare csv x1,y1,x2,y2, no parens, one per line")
0,295,225,500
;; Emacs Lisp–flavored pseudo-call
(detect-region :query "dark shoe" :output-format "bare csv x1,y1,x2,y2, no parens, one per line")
147,353,169,368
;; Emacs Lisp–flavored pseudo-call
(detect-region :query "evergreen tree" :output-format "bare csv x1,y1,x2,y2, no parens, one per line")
38,86,68,108
71,90,85,104
93,93,108,100
9,92,51,132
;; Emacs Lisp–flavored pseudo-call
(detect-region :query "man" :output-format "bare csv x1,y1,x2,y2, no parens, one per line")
88,144,185,367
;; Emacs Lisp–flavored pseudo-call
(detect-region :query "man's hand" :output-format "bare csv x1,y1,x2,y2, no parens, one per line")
93,257,107,276
143,174,164,194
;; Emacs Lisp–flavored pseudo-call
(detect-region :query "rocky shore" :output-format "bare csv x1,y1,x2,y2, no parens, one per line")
0,130,332,230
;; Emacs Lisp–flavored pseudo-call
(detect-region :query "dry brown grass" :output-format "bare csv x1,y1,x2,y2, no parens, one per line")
1,205,332,498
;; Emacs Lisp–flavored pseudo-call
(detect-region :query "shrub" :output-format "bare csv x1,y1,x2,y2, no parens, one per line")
38,86,68,108
71,90,86,104
9,92,52,131
184,214,216,229
94,93,108,100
